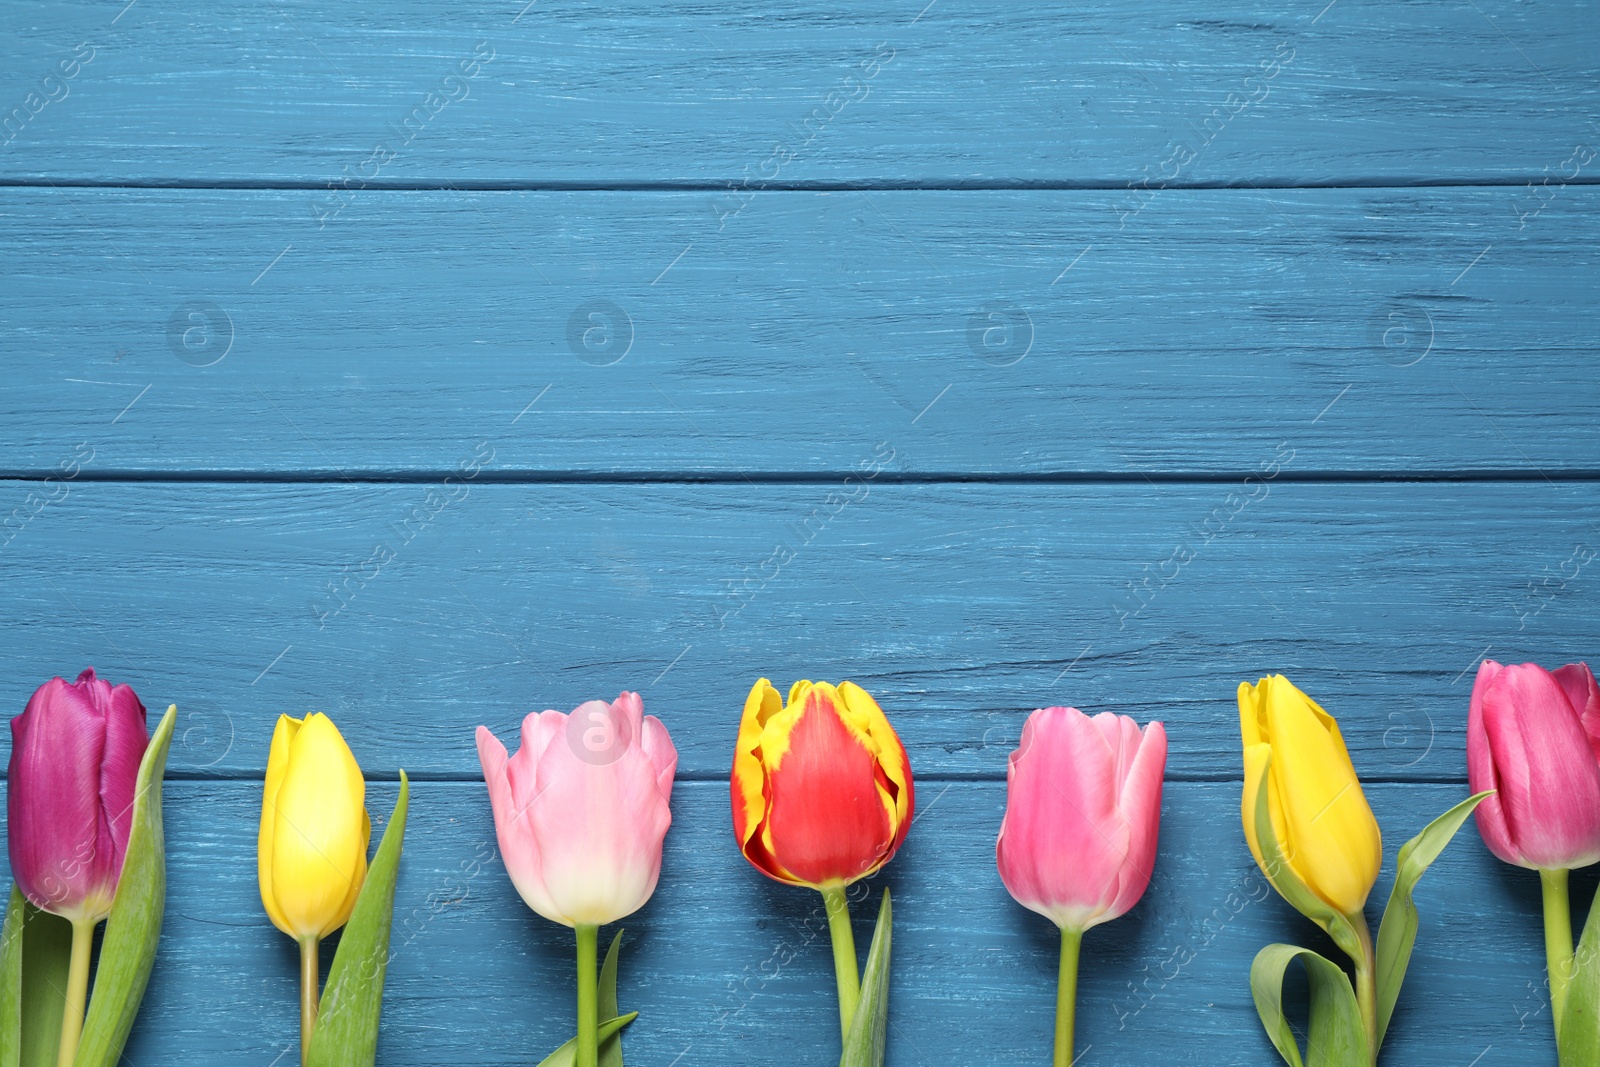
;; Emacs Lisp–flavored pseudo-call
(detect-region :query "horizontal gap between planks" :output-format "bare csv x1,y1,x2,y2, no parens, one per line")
0,769,1473,786
5,469,1600,486
1,177,1597,193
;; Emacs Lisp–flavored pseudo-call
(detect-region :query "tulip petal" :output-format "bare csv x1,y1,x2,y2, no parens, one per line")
1479,663,1600,869
528,713,673,925
762,686,894,887
996,707,1133,929
9,676,113,920
1554,662,1600,766
1467,661,1522,865
95,679,149,892
640,714,678,803
477,723,562,924
1108,721,1166,920
268,713,368,939
258,715,301,935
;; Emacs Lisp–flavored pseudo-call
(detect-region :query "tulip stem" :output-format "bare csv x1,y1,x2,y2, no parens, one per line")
822,885,861,1043
1055,926,1083,1067
299,936,320,1064
1541,868,1575,1030
576,924,600,1067
55,917,96,1067
1352,916,1378,1065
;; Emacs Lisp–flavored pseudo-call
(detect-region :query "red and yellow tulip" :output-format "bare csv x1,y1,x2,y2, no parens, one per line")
731,678,914,889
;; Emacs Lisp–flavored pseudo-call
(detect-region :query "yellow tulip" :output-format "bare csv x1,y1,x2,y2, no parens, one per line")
1239,675,1381,918
258,712,371,940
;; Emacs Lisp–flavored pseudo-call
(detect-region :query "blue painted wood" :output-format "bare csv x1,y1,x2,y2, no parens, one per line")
2,188,1597,476
0,781,1564,1065
0,480,1594,780
0,1,1594,186
1,0,1593,1061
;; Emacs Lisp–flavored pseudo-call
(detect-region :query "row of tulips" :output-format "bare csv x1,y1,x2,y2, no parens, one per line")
4,662,1599,1067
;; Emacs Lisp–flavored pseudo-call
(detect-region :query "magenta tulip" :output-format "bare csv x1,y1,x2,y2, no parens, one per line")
996,706,1166,1067
7,668,149,924
476,691,677,928
1468,659,1600,871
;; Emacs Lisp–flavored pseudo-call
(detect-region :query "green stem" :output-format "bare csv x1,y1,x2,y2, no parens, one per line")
55,917,95,1067
1054,926,1083,1067
576,924,599,1067
1352,916,1378,1066
822,885,860,1044
299,936,320,1065
1542,868,1575,1032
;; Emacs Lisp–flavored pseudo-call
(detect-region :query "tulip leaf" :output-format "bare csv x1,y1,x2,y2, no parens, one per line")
1559,878,1600,1066
534,1014,638,1067
306,771,409,1067
0,887,73,1067
598,929,624,1067
839,888,891,1067
1372,789,1491,1051
1250,943,1370,1067
1248,751,1366,965
74,704,176,1067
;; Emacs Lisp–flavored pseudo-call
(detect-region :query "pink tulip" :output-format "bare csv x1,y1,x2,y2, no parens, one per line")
476,691,677,928
7,668,149,923
1468,659,1600,870
997,706,1167,930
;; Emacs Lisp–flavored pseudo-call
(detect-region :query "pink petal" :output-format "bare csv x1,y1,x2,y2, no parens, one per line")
1554,662,1600,766
1468,661,1522,865
1107,721,1166,920
476,724,561,923
641,714,678,803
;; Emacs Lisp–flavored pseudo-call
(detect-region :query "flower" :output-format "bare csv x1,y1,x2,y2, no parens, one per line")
996,707,1166,930
476,691,676,927
1468,659,1600,870
1239,675,1382,917
259,713,371,941
7,668,149,923
731,678,913,888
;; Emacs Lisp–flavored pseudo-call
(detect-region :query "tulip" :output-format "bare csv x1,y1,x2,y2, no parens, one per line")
477,691,676,1067
996,706,1166,1067
730,678,914,1044
1467,660,1600,1035
7,668,148,1067
1239,675,1382,919
259,712,371,1062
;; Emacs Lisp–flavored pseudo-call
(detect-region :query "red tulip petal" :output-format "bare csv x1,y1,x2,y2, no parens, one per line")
763,688,893,886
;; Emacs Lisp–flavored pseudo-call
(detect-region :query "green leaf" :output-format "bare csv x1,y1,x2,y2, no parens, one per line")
75,705,176,1067
1560,877,1600,1065
1248,751,1366,965
1372,789,1491,1050
839,889,891,1067
598,930,624,1067
1250,943,1370,1067
0,886,73,1067
534,1013,638,1067
306,771,410,1067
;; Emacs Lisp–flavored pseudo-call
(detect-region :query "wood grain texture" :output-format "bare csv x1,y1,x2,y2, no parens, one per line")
0,780,1565,1065
0,1,1594,187
1,479,1594,780
3,187,1597,476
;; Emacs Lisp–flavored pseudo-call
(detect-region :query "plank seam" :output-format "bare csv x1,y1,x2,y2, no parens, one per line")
2,178,1599,192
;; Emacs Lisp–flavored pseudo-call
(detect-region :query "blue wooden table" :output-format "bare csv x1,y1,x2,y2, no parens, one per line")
2,2,1596,1063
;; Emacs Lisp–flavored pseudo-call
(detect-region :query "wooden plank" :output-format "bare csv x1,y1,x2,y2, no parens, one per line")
1,479,1593,780
0,780,1557,1064
0,1,1594,186
3,187,1597,476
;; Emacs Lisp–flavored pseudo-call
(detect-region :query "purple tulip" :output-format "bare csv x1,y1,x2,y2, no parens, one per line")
7,668,149,922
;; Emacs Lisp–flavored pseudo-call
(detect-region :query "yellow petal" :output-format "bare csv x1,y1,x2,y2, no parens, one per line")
838,681,910,831
258,714,302,936
268,712,369,939
1262,676,1382,915
733,679,782,851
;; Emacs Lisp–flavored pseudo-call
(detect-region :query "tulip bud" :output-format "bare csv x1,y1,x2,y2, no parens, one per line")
476,692,677,928
996,707,1166,931
1239,675,1382,918
258,713,371,941
1468,659,1600,870
7,668,149,924
731,679,914,889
